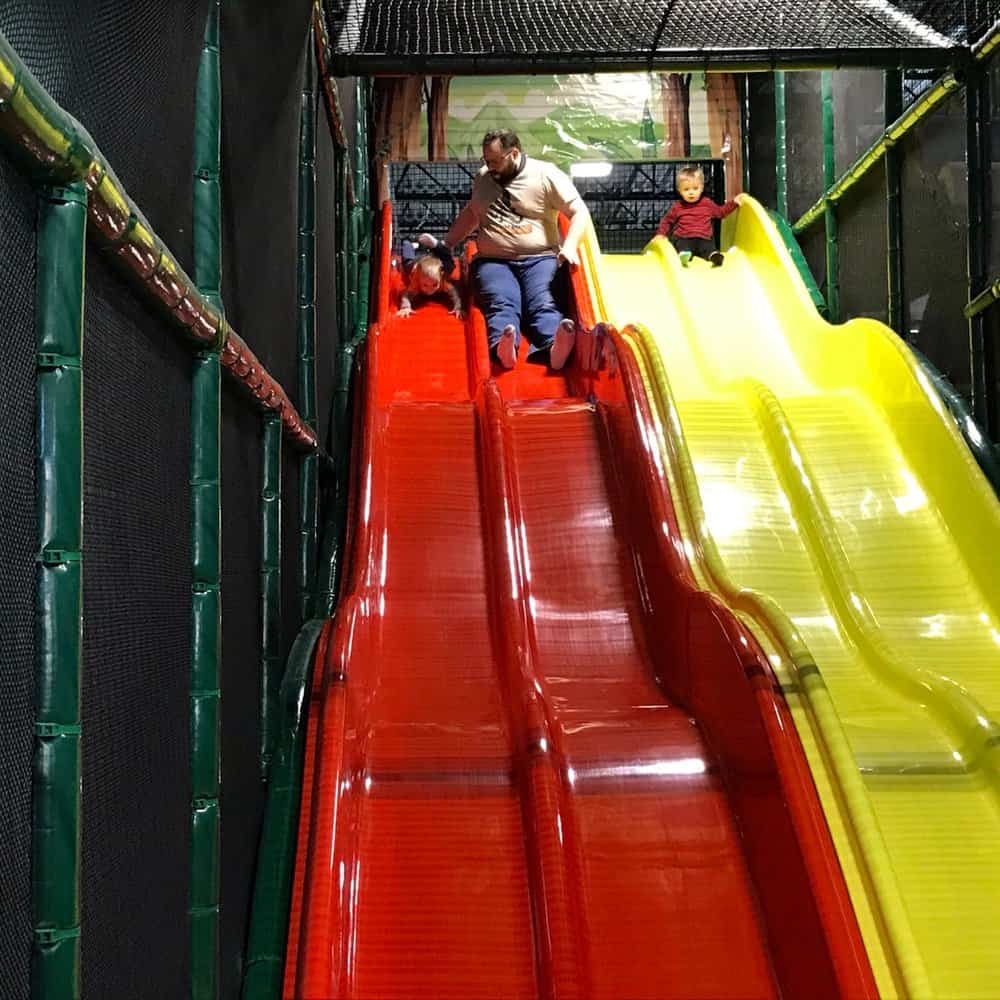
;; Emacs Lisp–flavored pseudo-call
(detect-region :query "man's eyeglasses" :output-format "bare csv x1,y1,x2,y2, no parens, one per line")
482,149,514,170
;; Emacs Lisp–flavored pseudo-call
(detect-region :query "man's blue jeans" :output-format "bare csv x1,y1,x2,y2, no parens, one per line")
473,255,564,360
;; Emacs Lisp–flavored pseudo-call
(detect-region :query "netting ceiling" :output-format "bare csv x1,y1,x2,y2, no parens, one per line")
324,0,991,73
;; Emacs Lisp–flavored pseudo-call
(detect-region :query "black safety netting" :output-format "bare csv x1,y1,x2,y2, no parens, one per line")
219,389,264,1000
218,3,314,994
0,157,36,1000
747,74,778,211
786,73,826,225
0,0,209,272
838,158,890,324
221,0,312,412
901,90,970,395
81,259,192,1000
389,159,726,255
833,70,886,177
324,0,976,72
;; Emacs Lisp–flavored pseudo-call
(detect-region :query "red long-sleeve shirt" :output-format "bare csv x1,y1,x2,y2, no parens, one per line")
657,196,737,239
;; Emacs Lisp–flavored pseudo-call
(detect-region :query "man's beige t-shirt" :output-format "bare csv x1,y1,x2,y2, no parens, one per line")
468,156,582,260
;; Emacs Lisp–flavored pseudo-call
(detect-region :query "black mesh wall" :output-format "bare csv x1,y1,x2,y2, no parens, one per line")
220,0,312,402
786,73,825,224
81,259,192,999
0,0,209,272
838,159,890,324
901,91,970,396
219,389,264,1000
989,59,1000,278
748,74,777,211
0,155,36,1000
834,70,886,178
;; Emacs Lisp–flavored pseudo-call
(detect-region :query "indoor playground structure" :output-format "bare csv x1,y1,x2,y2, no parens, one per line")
5,2,1000,1000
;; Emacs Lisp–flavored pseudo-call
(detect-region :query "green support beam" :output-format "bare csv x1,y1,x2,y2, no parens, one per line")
33,180,86,1000
884,70,905,337
298,38,319,622
241,620,325,1000
774,71,788,218
190,3,222,996
741,74,751,194
821,71,839,323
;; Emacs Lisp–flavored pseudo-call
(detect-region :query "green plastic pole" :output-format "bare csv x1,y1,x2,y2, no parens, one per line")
884,70,905,337
190,3,222,996
33,180,86,1000
260,416,282,778
241,619,324,1000
774,71,788,218
354,78,371,341
821,71,839,323
298,39,319,623
741,74,751,194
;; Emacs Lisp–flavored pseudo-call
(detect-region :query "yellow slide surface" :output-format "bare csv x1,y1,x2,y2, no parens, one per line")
584,197,1000,999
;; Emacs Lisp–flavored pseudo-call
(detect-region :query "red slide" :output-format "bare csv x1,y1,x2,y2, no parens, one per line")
282,205,878,999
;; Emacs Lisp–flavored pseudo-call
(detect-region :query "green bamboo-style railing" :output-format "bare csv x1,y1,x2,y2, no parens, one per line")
190,4,223,996
820,70,839,323
33,179,87,1000
260,415,283,779
774,70,787,219
298,39,319,623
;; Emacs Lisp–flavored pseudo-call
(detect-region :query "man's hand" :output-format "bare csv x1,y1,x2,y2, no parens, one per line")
418,233,439,249
558,244,580,269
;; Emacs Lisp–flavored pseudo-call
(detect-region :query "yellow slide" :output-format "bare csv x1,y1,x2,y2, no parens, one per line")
583,197,1000,999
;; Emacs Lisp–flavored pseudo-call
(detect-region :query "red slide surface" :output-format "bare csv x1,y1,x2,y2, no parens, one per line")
283,207,877,999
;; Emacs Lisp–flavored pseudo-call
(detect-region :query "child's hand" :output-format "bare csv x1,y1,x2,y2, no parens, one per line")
397,304,413,319
417,233,438,249
734,193,747,205
450,306,465,320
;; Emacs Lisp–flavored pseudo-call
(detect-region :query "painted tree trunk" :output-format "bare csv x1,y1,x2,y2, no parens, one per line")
706,73,744,200
660,73,691,157
374,77,424,160
428,76,451,160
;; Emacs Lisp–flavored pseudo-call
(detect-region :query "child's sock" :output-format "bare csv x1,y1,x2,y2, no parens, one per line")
679,251,693,267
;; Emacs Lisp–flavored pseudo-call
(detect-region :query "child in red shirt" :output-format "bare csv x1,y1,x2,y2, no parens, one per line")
656,166,740,267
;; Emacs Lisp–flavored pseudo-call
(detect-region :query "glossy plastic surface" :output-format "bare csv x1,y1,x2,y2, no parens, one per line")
588,196,1000,999
284,207,876,999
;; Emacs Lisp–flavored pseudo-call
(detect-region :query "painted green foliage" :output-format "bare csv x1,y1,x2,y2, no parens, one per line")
442,73,714,165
